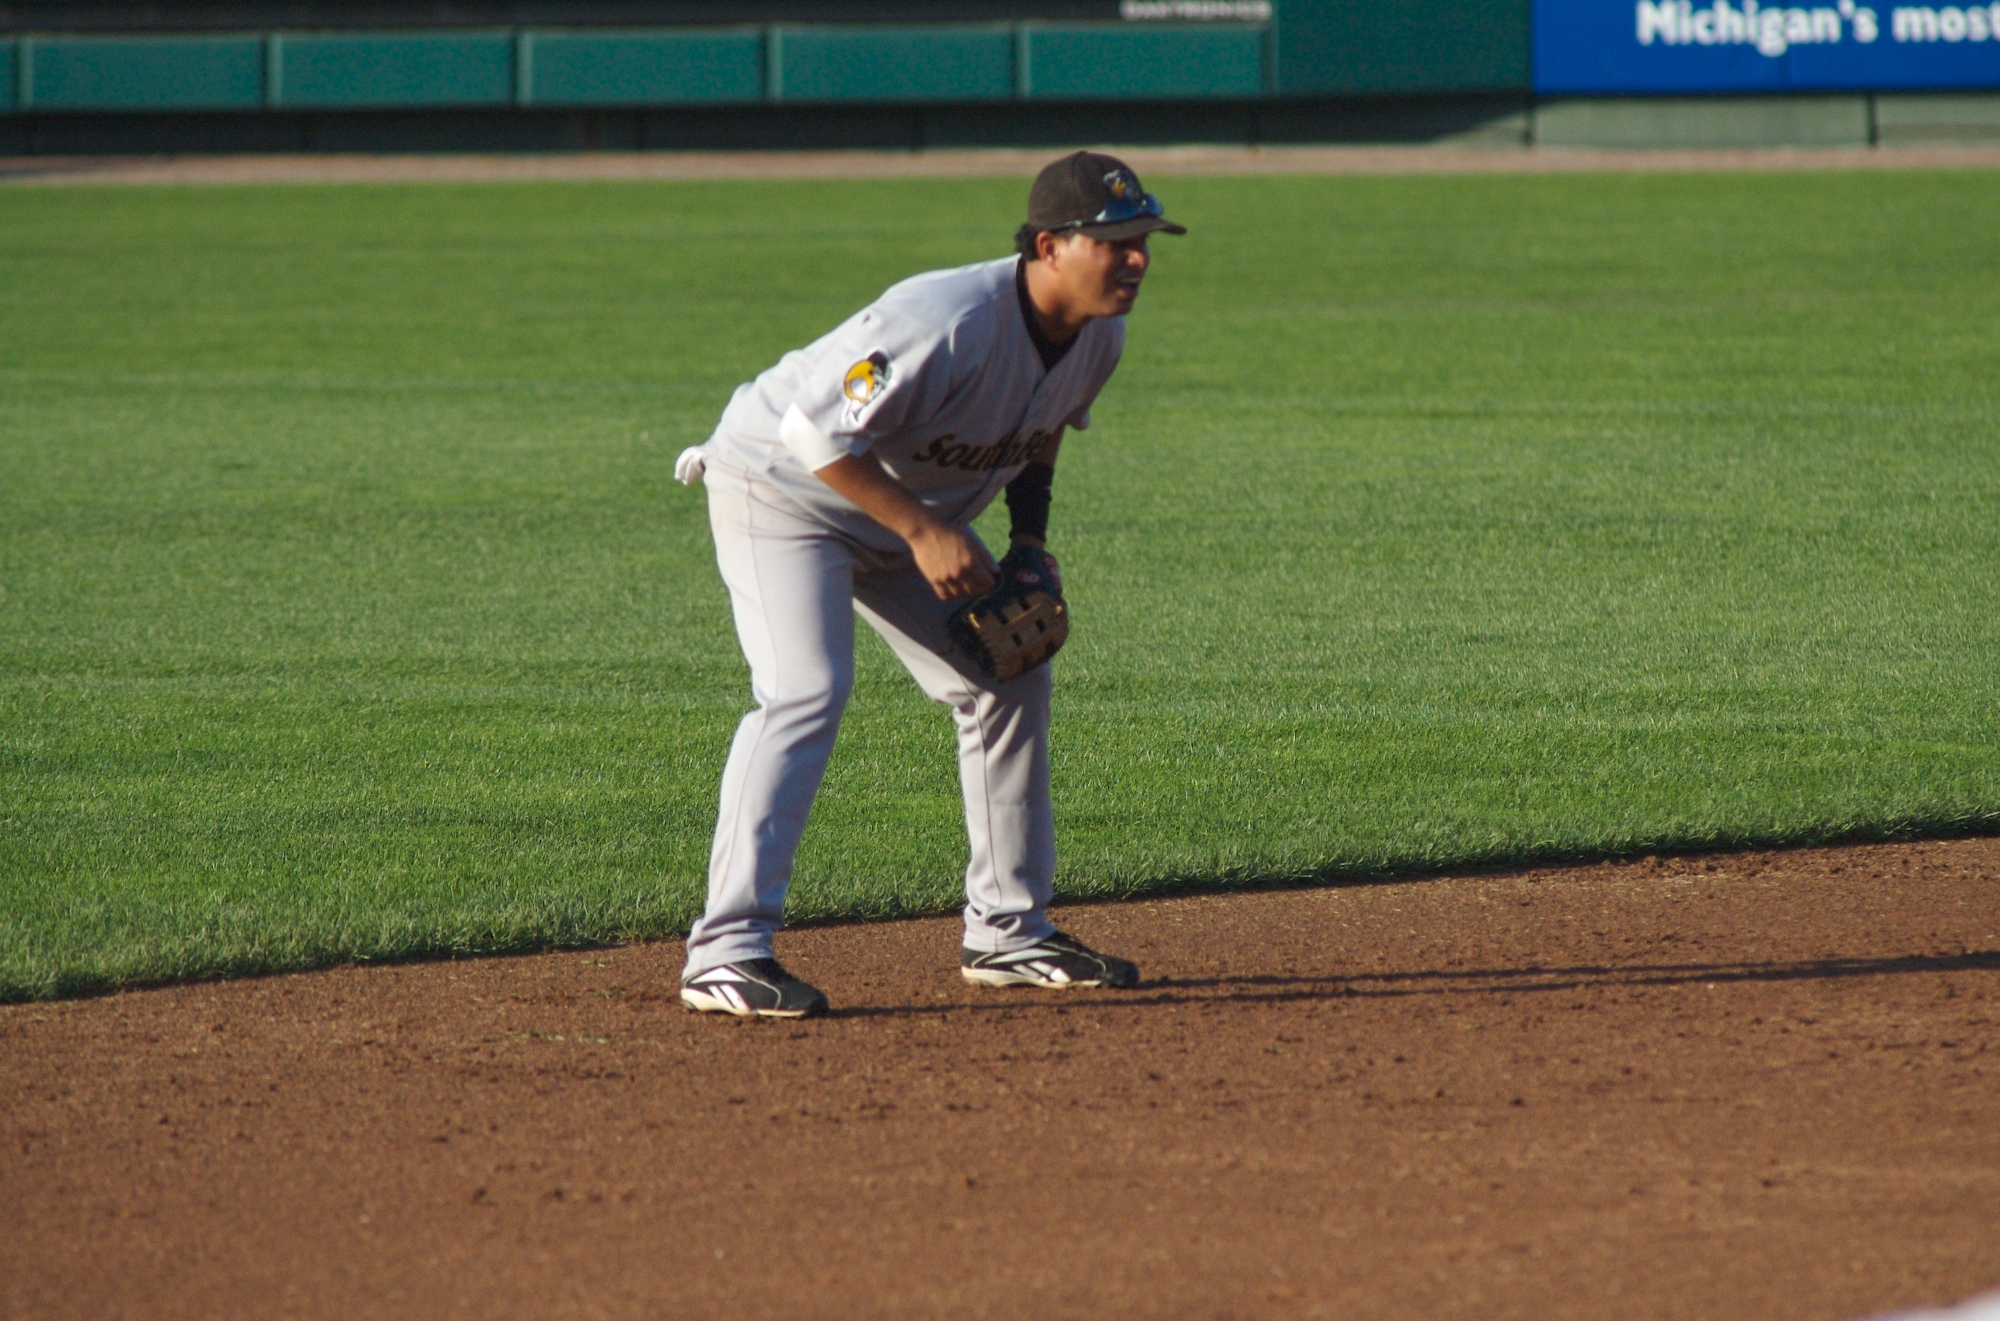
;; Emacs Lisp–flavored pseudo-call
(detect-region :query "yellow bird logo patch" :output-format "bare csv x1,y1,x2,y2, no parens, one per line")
843,351,893,405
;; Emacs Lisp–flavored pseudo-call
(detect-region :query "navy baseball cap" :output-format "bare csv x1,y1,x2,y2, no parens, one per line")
1026,151,1187,242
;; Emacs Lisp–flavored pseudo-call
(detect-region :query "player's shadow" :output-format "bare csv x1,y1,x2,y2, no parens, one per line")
1143,948,2000,1003
833,948,1999,1018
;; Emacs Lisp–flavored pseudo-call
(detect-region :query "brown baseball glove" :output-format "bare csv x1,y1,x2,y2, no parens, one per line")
947,545,1068,683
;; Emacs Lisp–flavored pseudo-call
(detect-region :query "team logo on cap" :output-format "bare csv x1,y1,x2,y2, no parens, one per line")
843,351,892,406
1103,168,1139,200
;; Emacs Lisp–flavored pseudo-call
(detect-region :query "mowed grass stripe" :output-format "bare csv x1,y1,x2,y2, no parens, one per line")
8,370,1991,424
1,171,1996,998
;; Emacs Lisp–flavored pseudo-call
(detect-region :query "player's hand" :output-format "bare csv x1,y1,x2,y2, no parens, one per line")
910,523,998,601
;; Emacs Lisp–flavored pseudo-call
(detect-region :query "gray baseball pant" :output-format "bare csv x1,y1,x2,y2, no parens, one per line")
682,461,1057,980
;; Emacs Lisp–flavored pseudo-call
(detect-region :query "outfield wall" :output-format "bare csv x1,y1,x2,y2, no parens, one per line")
0,0,1995,152
0,24,1282,113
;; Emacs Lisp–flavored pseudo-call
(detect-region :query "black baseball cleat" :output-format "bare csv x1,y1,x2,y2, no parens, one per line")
681,958,829,1018
961,931,1140,989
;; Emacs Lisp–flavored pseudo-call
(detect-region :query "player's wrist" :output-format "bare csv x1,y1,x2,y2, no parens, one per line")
903,514,953,546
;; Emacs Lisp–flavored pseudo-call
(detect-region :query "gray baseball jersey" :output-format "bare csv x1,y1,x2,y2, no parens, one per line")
700,255,1125,548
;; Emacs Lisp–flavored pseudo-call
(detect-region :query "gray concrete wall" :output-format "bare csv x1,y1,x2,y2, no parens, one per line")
1875,93,2000,145
1533,95,1873,148
1534,92,2000,149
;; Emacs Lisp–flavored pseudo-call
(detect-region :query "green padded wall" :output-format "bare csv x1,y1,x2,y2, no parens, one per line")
1,15,1557,118
770,25,1014,103
1275,0,1530,95
1024,22,1265,100
522,29,762,106
18,34,264,110
272,32,514,108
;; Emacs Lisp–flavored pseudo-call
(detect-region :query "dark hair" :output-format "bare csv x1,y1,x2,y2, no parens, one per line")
1014,223,1084,259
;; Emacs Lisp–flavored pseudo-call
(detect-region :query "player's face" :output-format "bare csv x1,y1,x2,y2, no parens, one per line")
1056,233,1151,319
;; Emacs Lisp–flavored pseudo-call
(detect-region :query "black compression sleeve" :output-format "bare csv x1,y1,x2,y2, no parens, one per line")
1005,462,1055,545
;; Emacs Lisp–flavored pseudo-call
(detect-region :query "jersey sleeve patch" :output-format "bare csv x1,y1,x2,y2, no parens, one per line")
789,307,949,452
841,350,894,427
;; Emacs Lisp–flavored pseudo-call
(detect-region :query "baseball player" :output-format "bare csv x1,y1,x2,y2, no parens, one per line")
673,151,1184,1018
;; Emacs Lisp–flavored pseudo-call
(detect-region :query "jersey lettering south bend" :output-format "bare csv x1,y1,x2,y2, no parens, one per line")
702,257,1126,551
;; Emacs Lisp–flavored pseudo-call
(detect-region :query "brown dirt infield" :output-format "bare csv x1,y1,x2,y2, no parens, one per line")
4,143,2000,186
3,838,1997,1320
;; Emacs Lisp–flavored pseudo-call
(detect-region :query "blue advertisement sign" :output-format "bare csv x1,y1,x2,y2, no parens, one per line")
1535,0,2000,91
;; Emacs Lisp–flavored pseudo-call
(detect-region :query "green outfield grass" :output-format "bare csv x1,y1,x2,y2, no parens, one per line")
3,168,1998,999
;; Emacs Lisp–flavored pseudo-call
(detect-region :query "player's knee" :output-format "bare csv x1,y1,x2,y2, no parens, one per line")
760,662,853,725
994,660,1053,707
